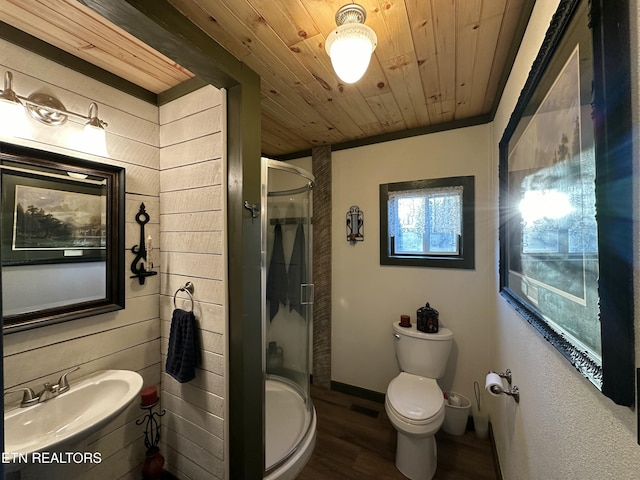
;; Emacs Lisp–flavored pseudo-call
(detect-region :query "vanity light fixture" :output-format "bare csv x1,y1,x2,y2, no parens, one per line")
325,4,377,84
0,70,108,151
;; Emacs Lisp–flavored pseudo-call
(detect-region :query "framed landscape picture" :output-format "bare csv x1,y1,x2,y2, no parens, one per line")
498,0,634,406
2,168,107,265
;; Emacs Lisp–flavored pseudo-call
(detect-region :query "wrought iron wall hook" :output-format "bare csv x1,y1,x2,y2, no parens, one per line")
130,203,158,285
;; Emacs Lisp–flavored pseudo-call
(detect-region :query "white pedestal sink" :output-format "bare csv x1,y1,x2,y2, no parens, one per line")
4,369,143,472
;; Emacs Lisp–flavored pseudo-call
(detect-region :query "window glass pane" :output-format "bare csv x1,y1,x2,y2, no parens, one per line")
429,191,461,253
389,187,462,255
393,196,425,253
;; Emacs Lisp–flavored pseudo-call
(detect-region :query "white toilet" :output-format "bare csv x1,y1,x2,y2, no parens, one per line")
385,321,453,480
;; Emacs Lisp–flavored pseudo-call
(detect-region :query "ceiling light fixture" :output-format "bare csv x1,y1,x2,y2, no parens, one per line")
0,70,108,147
325,4,377,84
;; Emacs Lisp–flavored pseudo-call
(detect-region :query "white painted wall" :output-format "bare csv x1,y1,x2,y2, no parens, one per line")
158,86,227,479
330,124,492,400
1,39,162,479
327,3,640,478
488,1,640,479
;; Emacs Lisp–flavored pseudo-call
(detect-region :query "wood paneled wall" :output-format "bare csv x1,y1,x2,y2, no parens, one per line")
158,86,227,479
0,39,162,479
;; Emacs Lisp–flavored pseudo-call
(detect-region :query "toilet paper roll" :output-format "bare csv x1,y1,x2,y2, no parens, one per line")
485,372,504,396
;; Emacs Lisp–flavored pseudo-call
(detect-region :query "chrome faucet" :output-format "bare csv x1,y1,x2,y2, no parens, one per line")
37,382,59,402
4,366,80,408
57,366,79,394
3,387,38,408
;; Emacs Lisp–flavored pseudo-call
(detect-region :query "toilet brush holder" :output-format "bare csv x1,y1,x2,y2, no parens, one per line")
472,381,489,439
472,410,489,439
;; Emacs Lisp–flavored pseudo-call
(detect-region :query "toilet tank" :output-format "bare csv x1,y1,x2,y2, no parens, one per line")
392,322,453,378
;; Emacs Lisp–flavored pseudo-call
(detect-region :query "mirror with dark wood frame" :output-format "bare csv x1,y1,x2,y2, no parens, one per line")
0,142,125,333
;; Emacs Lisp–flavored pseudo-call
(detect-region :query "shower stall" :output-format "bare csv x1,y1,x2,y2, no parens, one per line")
262,158,316,479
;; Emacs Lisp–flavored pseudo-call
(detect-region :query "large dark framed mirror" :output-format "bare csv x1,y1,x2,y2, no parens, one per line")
498,0,634,406
1,142,125,332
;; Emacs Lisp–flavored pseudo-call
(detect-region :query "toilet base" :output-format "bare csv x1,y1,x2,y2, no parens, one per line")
395,431,437,480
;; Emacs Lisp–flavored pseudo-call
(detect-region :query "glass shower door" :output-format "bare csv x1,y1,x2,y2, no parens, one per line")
262,158,314,475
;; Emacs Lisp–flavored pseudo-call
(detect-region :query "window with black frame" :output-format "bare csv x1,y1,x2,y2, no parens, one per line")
380,175,474,269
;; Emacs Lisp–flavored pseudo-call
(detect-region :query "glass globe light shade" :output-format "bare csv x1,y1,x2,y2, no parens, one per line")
325,24,377,84
81,122,108,156
0,71,31,139
0,98,27,138
80,102,109,156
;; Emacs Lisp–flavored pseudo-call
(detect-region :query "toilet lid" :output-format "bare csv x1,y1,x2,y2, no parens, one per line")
387,373,443,421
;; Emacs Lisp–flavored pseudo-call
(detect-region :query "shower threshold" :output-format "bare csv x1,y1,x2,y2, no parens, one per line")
264,376,316,479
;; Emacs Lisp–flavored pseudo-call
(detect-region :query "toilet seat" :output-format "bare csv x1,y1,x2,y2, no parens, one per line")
386,373,444,425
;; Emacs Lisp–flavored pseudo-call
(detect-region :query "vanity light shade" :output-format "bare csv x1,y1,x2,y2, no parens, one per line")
0,71,30,138
325,4,377,84
0,98,26,137
82,122,108,156
81,102,108,156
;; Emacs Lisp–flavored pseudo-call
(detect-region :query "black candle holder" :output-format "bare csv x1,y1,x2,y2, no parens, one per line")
137,399,166,450
130,203,158,285
138,400,166,479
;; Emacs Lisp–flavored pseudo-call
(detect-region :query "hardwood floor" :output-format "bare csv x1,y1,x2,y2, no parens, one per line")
297,386,499,480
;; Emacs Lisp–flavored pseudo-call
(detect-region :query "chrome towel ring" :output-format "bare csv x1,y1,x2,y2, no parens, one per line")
173,282,195,312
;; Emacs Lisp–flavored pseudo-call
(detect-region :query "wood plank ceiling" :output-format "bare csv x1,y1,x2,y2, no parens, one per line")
0,0,533,157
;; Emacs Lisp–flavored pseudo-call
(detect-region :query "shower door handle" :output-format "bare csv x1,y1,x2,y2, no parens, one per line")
301,283,314,305
243,200,260,218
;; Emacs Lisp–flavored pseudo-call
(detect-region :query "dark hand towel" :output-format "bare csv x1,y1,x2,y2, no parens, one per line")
288,223,306,317
166,308,201,383
267,222,288,321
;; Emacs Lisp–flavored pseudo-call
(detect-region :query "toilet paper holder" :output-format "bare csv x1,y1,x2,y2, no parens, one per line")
487,369,520,403
497,369,513,386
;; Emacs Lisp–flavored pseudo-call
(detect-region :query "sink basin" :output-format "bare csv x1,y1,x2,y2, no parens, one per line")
5,369,143,458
